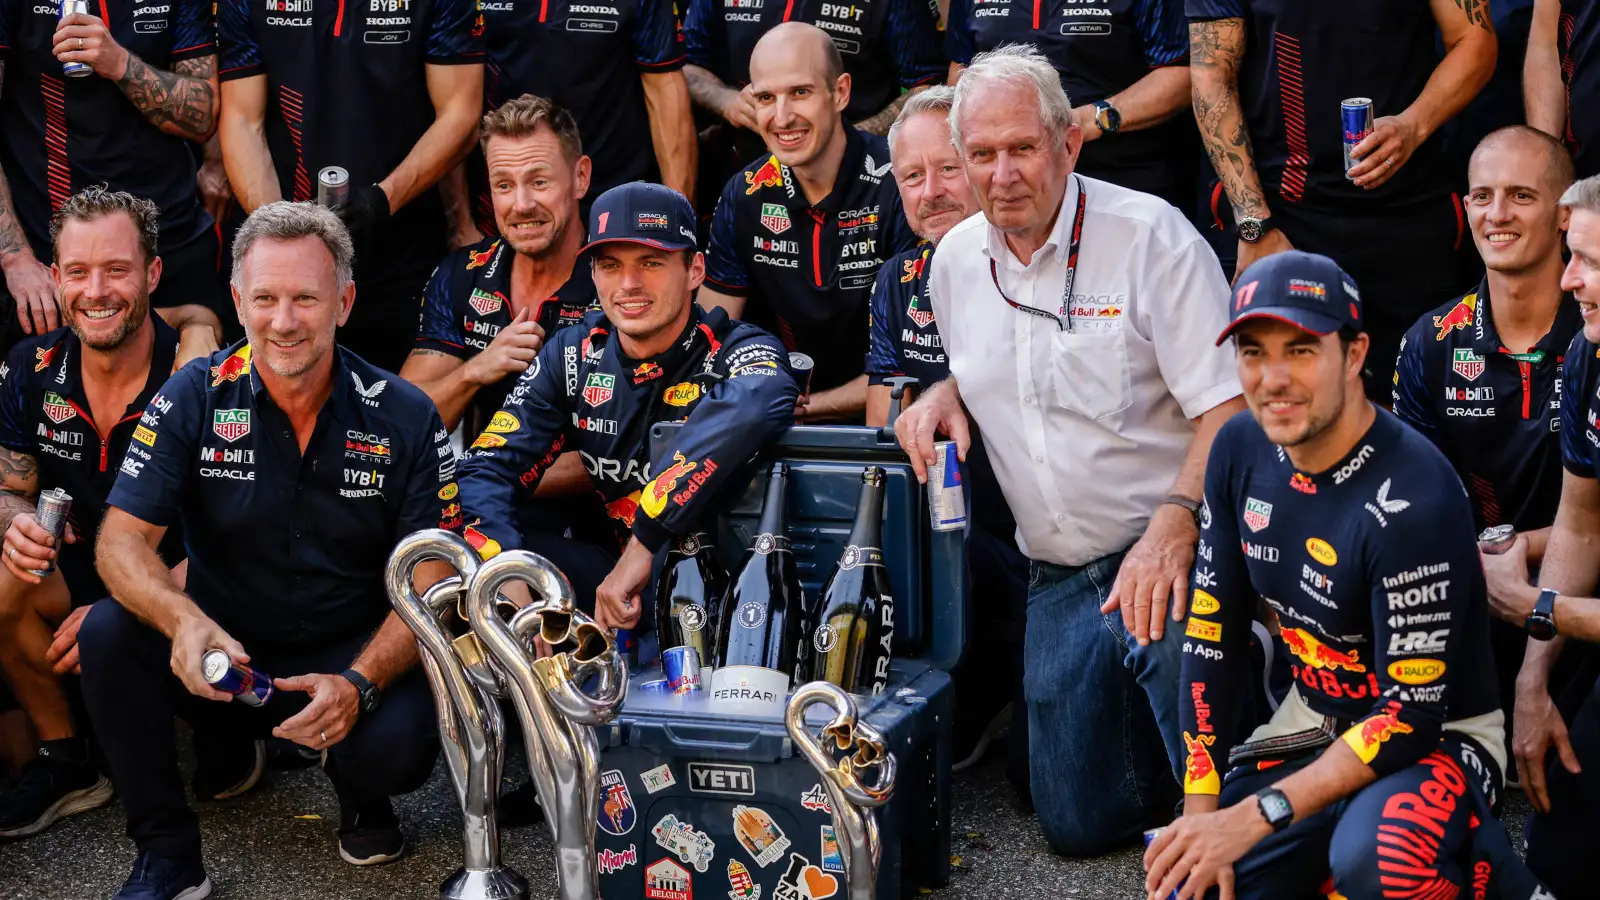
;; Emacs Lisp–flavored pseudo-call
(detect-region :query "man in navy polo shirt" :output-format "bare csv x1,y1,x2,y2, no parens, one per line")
700,23,917,423
215,0,484,374
80,203,457,899
0,0,228,341
1527,0,1600,179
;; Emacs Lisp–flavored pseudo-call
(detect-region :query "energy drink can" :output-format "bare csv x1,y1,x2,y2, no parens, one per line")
662,646,704,694
614,627,638,666
59,0,92,77
926,441,967,533
1142,829,1182,900
1478,524,1517,555
789,352,814,397
1342,98,1375,176
639,679,671,694
201,649,274,707
317,166,350,209
31,488,71,577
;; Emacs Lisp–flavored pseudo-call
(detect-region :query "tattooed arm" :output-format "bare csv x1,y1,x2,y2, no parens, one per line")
0,62,62,337
0,446,40,534
115,55,219,143
855,88,922,138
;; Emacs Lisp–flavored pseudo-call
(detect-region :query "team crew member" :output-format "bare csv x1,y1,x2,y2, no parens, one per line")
1480,173,1600,897
1148,251,1537,900
1187,0,1497,397
896,46,1244,856
456,182,796,629
1395,127,1580,725
0,0,229,338
0,190,195,840
945,0,1195,207
700,24,918,422
1527,0,1600,178
682,0,943,136
80,203,457,898
216,0,484,373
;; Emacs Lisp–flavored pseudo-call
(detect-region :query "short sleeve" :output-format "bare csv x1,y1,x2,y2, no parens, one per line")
106,364,204,529
424,0,486,64
168,0,217,61
943,0,975,66
0,343,34,453
1561,330,1595,478
703,178,751,295
1137,231,1242,418
865,265,901,383
883,0,946,89
632,0,686,69
414,262,472,359
1185,0,1245,19
1135,0,1188,67
217,0,262,80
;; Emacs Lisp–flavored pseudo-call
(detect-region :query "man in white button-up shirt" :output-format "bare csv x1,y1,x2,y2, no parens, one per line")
897,44,1245,857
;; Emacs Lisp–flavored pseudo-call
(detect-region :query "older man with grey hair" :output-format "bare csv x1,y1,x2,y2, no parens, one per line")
78,201,460,899
897,43,1245,855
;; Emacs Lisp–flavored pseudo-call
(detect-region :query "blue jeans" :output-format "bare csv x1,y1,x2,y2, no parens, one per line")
1024,553,1186,856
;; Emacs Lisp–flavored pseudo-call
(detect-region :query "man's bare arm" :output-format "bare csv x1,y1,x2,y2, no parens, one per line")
377,63,482,214
1075,66,1191,139
799,374,868,422
697,285,746,319
1169,397,1247,500
348,613,420,688
116,54,219,142
1525,0,1566,135
854,86,926,137
95,507,202,637
642,71,698,203
0,61,60,337
398,349,478,430
217,75,282,213
1189,18,1270,221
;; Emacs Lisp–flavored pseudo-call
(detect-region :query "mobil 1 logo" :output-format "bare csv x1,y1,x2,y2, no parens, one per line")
687,762,755,796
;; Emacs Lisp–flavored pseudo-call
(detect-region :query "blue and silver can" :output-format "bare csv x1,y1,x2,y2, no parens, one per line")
926,441,967,533
662,645,703,694
58,0,92,78
1341,98,1374,176
1142,829,1182,900
639,679,672,694
30,488,71,577
201,649,274,707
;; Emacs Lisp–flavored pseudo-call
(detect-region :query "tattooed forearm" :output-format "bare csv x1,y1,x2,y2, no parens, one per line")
0,449,39,497
856,89,917,137
1455,0,1492,30
0,62,31,261
116,54,218,142
1189,19,1271,220
0,491,35,533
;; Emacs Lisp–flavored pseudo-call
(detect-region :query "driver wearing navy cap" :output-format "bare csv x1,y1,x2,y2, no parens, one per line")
455,182,797,629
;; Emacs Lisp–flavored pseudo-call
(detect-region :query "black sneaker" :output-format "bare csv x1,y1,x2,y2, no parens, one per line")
191,736,266,802
337,799,406,866
113,850,212,900
0,747,113,838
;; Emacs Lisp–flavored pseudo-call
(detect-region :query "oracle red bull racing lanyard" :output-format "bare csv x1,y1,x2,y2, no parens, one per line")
988,175,1087,333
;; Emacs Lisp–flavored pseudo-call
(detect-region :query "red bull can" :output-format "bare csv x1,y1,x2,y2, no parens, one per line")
59,0,92,77
30,488,70,577
662,646,704,694
926,441,967,533
317,166,350,209
1342,98,1374,176
639,679,671,694
1478,524,1516,555
789,352,814,397
1142,829,1183,900
201,649,274,707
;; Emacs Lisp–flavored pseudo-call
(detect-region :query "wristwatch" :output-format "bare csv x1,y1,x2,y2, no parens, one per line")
1526,589,1559,641
342,668,382,714
1255,787,1295,832
1237,216,1279,243
1092,99,1122,135
1163,493,1202,529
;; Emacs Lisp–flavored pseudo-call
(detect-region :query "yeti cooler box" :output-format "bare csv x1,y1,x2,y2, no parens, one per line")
592,423,967,900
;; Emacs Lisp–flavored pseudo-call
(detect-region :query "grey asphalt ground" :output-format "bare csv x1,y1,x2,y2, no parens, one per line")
0,739,1533,900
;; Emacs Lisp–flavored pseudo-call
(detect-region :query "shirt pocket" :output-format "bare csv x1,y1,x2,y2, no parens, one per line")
1047,327,1131,421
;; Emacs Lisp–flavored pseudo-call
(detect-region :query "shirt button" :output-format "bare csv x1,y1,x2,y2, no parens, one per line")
294,530,304,539
1035,455,1044,463
1056,514,1065,522
1025,396,1034,404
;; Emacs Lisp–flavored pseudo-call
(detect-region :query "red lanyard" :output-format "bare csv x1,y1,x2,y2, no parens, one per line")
988,176,1087,333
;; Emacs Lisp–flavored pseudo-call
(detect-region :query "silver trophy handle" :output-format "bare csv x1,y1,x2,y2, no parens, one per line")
466,550,627,900
386,530,528,900
786,682,898,900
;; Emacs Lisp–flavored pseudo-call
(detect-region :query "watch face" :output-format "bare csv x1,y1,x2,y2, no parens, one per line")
1527,614,1557,641
1239,219,1262,243
1259,791,1292,825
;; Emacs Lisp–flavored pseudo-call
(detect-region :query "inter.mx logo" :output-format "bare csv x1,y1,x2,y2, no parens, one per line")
213,409,250,442
686,762,754,796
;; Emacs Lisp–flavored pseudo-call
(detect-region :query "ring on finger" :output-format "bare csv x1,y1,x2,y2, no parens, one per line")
320,729,327,745
78,37,84,50
1384,157,1394,168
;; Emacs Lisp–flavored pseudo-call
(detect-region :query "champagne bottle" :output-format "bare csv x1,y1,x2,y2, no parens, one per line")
709,463,805,708
811,466,895,695
654,532,729,662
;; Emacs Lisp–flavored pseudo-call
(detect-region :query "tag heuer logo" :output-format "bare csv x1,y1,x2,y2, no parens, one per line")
213,409,251,442
1243,497,1272,532
468,288,503,317
42,392,75,424
582,372,615,407
759,203,791,234
1452,348,1485,382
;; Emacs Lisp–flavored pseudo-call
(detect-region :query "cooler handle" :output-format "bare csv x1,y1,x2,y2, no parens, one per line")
878,376,920,442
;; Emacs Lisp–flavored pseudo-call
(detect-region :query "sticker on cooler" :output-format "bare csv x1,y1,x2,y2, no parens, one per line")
927,440,967,532
640,762,677,794
652,813,716,872
732,805,791,867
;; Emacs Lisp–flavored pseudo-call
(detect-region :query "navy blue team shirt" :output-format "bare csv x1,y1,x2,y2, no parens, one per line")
0,318,186,603
706,125,918,393
1180,409,1499,792
107,341,459,652
456,304,796,556
1394,281,1581,536
1558,0,1600,178
1560,326,1600,480
0,0,215,257
683,0,943,123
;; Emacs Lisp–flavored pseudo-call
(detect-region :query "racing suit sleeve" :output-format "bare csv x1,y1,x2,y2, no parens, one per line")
632,0,686,68
455,338,572,557
395,408,463,539
169,0,218,62
1135,0,1188,67
105,362,205,529
865,264,901,385
630,333,797,552
217,0,262,79
413,261,472,358
0,343,35,453
883,0,946,89
1177,416,1255,795
1339,478,1481,777
703,177,751,296
944,0,975,67
1560,329,1594,477
1392,323,1445,452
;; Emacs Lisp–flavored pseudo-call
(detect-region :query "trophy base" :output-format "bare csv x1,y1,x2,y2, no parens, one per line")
441,866,530,900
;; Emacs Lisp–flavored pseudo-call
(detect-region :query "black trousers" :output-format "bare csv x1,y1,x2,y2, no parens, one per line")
1526,670,1600,898
76,599,438,858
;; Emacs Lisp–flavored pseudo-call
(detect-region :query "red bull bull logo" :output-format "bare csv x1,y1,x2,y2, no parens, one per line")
33,345,56,373
1342,701,1413,763
632,361,664,384
1183,731,1220,794
1432,295,1477,341
1290,473,1316,494
465,245,496,269
640,452,697,519
744,157,784,195
210,346,253,386
900,251,928,284
605,491,642,527
1281,628,1364,673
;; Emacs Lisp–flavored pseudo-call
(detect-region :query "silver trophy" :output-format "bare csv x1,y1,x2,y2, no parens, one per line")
464,550,628,900
386,530,528,900
786,682,897,900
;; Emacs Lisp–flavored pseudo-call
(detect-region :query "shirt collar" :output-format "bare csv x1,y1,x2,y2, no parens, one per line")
56,314,180,415
983,175,1081,269
247,341,354,418
1473,277,1585,358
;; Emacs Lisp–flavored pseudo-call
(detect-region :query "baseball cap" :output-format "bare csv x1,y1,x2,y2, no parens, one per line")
1215,250,1363,346
580,182,698,255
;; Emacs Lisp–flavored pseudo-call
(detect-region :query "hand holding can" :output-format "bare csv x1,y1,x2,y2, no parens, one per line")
202,649,275,707
1479,524,1517,555
317,166,350,209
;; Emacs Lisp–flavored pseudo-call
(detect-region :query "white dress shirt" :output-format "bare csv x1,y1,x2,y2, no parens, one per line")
929,175,1241,567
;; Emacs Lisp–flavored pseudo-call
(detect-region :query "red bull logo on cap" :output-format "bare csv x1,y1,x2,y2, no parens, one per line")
210,346,253,386
1432,294,1477,341
744,156,784,195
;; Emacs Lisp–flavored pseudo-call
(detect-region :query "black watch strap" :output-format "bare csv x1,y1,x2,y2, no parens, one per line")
1526,589,1559,641
1255,787,1294,832
342,668,380,712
